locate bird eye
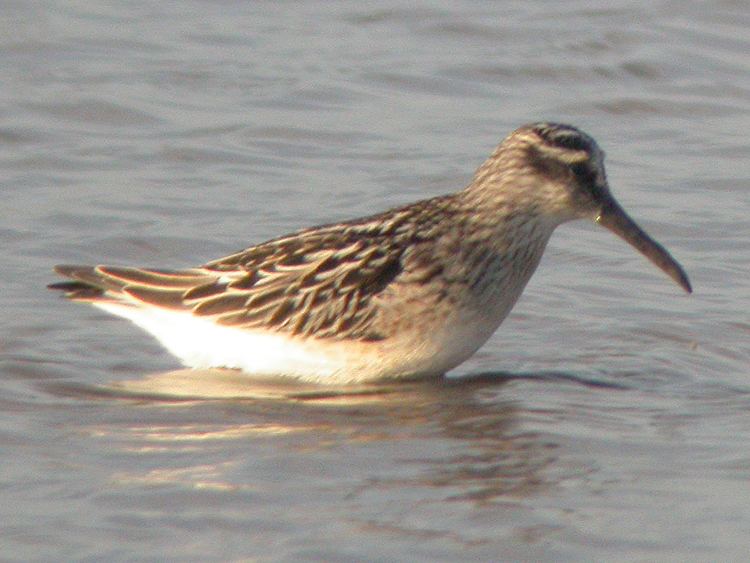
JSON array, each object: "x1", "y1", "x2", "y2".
[{"x1": 570, "y1": 162, "x2": 596, "y2": 185}]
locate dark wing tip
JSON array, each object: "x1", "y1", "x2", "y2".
[
  {"x1": 49, "y1": 264, "x2": 107, "y2": 299},
  {"x1": 48, "y1": 280, "x2": 105, "y2": 299}
]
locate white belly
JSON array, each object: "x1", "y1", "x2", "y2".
[{"x1": 92, "y1": 301, "x2": 500, "y2": 383}]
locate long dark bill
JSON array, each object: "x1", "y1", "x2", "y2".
[{"x1": 596, "y1": 199, "x2": 692, "y2": 293}]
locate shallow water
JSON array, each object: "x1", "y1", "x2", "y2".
[{"x1": 2, "y1": 1, "x2": 750, "y2": 560}]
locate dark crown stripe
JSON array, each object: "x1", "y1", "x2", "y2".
[{"x1": 530, "y1": 122, "x2": 593, "y2": 153}]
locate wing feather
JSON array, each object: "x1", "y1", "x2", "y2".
[
  {"x1": 51, "y1": 194, "x2": 460, "y2": 341},
  {"x1": 193, "y1": 292, "x2": 250, "y2": 317},
  {"x1": 123, "y1": 286, "x2": 188, "y2": 308}
]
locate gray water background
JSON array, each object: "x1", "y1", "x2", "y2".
[{"x1": 2, "y1": 1, "x2": 749, "y2": 560}]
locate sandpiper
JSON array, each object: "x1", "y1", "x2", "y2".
[{"x1": 50, "y1": 122, "x2": 691, "y2": 383}]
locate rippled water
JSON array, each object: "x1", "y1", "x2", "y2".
[{"x1": 2, "y1": 1, "x2": 749, "y2": 560}]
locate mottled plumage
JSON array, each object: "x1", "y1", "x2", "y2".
[{"x1": 50, "y1": 122, "x2": 691, "y2": 382}]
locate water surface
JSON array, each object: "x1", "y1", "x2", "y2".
[{"x1": 2, "y1": 1, "x2": 749, "y2": 560}]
